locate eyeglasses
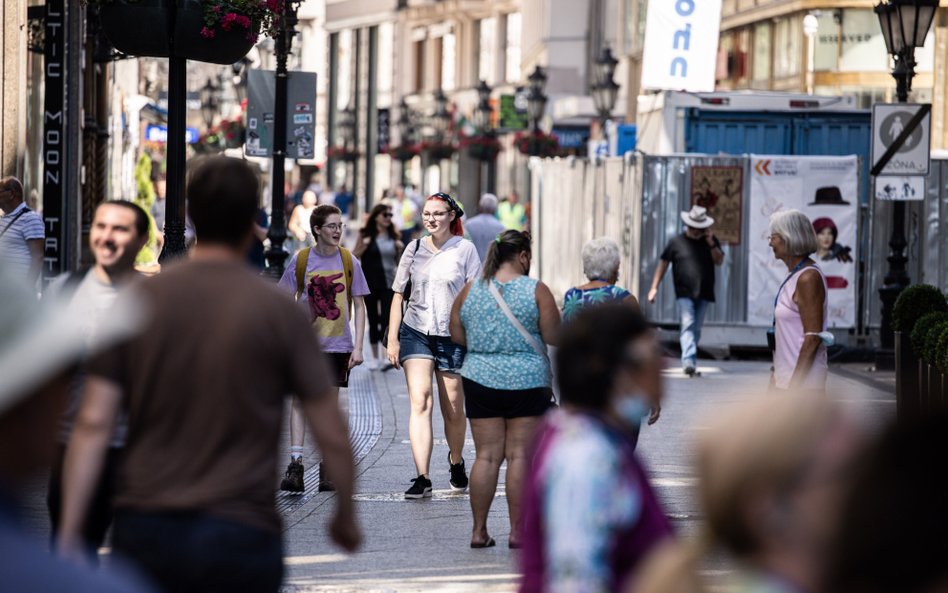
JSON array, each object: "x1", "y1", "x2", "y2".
[
  {"x1": 380, "y1": 212, "x2": 394, "y2": 218},
  {"x1": 422, "y1": 211, "x2": 450, "y2": 219},
  {"x1": 319, "y1": 223, "x2": 346, "y2": 232}
]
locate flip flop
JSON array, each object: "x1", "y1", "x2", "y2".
[{"x1": 470, "y1": 537, "x2": 496, "y2": 549}]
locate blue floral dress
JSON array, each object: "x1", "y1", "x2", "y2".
[{"x1": 562, "y1": 285, "x2": 633, "y2": 322}]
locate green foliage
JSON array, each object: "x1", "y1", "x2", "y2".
[
  {"x1": 911, "y1": 312, "x2": 948, "y2": 357},
  {"x1": 893, "y1": 284, "x2": 948, "y2": 332},
  {"x1": 133, "y1": 154, "x2": 160, "y2": 265},
  {"x1": 921, "y1": 320, "x2": 948, "y2": 365}
]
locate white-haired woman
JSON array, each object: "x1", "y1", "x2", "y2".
[
  {"x1": 563, "y1": 237, "x2": 639, "y2": 322},
  {"x1": 768, "y1": 209, "x2": 829, "y2": 392}
]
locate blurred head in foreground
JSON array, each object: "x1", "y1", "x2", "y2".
[
  {"x1": 824, "y1": 412, "x2": 948, "y2": 593},
  {"x1": 696, "y1": 393, "x2": 861, "y2": 592}
]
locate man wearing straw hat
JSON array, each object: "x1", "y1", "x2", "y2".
[{"x1": 647, "y1": 205, "x2": 725, "y2": 377}]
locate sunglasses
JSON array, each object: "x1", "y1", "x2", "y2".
[{"x1": 380, "y1": 212, "x2": 394, "y2": 218}]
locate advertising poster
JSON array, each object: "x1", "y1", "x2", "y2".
[
  {"x1": 747, "y1": 155, "x2": 858, "y2": 328},
  {"x1": 690, "y1": 166, "x2": 743, "y2": 244},
  {"x1": 641, "y1": 0, "x2": 723, "y2": 92}
]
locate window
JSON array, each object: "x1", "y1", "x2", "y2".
[
  {"x1": 773, "y1": 17, "x2": 802, "y2": 78},
  {"x1": 413, "y1": 39, "x2": 426, "y2": 92},
  {"x1": 752, "y1": 22, "x2": 771, "y2": 84},
  {"x1": 505, "y1": 12, "x2": 522, "y2": 82},
  {"x1": 478, "y1": 17, "x2": 496, "y2": 84}
]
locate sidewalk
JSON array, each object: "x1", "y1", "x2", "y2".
[{"x1": 277, "y1": 357, "x2": 896, "y2": 593}]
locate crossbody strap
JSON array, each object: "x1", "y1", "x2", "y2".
[
  {"x1": 487, "y1": 280, "x2": 550, "y2": 366},
  {"x1": 0, "y1": 208, "x2": 29, "y2": 240}
]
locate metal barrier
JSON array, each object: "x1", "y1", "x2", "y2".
[{"x1": 530, "y1": 154, "x2": 947, "y2": 347}]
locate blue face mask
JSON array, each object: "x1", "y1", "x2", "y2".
[{"x1": 615, "y1": 394, "x2": 651, "y2": 427}]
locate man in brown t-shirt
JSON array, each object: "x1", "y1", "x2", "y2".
[{"x1": 56, "y1": 157, "x2": 361, "y2": 593}]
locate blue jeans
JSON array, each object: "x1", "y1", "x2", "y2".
[
  {"x1": 112, "y1": 510, "x2": 283, "y2": 593},
  {"x1": 676, "y1": 298, "x2": 709, "y2": 369}
]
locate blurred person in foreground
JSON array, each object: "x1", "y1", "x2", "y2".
[
  {"x1": 824, "y1": 412, "x2": 948, "y2": 593},
  {"x1": 563, "y1": 237, "x2": 639, "y2": 322},
  {"x1": 0, "y1": 265, "x2": 151, "y2": 592},
  {"x1": 57, "y1": 157, "x2": 360, "y2": 593},
  {"x1": 768, "y1": 210, "x2": 829, "y2": 393},
  {"x1": 692, "y1": 393, "x2": 860, "y2": 593},
  {"x1": 450, "y1": 230, "x2": 560, "y2": 549},
  {"x1": 519, "y1": 304, "x2": 669, "y2": 593},
  {"x1": 46, "y1": 200, "x2": 150, "y2": 561}
]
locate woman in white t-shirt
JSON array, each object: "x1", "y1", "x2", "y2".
[{"x1": 388, "y1": 192, "x2": 482, "y2": 499}]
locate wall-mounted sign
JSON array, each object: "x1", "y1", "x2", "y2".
[
  {"x1": 144, "y1": 124, "x2": 199, "y2": 144},
  {"x1": 43, "y1": 0, "x2": 66, "y2": 282},
  {"x1": 245, "y1": 70, "x2": 317, "y2": 159},
  {"x1": 498, "y1": 91, "x2": 529, "y2": 131}
]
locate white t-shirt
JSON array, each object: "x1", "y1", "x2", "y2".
[{"x1": 392, "y1": 236, "x2": 481, "y2": 336}]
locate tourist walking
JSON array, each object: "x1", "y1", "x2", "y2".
[
  {"x1": 768, "y1": 209, "x2": 829, "y2": 392},
  {"x1": 353, "y1": 202, "x2": 403, "y2": 370},
  {"x1": 647, "y1": 205, "x2": 724, "y2": 377},
  {"x1": 449, "y1": 230, "x2": 560, "y2": 549},
  {"x1": 287, "y1": 186, "x2": 317, "y2": 253},
  {"x1": 58, "y1": 157, "x2": 360, "y2": 593},
  {"x1": 387, "y1": 192, "x2": 481, "y2": 499},
  {"x1": 498, "y1": 190, "x2": 527, "y2": 231},
  {"x1": 393, "y1": 185, "x2": 420, "y2": 243},
  {"x1": 0, "y1": 176, "x2": 44, "y2": 288},
  {"x1": 278, "y1": 204, "x2": 369, "y2": 492},
  {"x1": 464, "y1": 193, "x2": 506, "y2": 261},
  {"x1": 45, "y1": 200, "x2": 150, "y2": 561},
  {"x1": 519, "y1": 304, "x2": 670, "y2": 593},
  {"x1": 563, "y1": 237, "x2": 639, "y2": 322}
]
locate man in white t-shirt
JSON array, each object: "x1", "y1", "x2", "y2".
[{"x1": 46, "y1": 200, "x2": 149, "y2": 560}]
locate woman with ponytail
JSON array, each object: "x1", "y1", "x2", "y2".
[
  {"x1": 388, "y1": 192, "x2": 481, "y2": 499},
  {"x1": 449, "y1": 230, "x2": 561, "y2": 548}
]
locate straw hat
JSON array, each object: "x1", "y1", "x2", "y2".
[{"x1": 681, "y1": 205, "x2": 715, "y2": 229}]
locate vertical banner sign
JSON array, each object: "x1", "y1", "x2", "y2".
[
  {"x1": 377, "y1": 108, "x2": 391, "y2": 153},
  {"x1": 43, "y1": 0, "x2": 66, "y2": 281},
  {"x1": 641, "y1": 0, "x2": 723, "y2": 92},
  {"x1": 747, "y1": 155, "x2": 858, "y2": 328},
  {"x1": 689, "y1": 166, "x2": 743, "y2": 244}
]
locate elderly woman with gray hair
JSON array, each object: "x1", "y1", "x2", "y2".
[
  {"x1": 563, "y1": 237, "x2": 639, "y2": 322},
  {"x1": 768, "y1": 209, "x2": 830, "y2": 392}
]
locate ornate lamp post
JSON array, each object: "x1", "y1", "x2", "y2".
[
  {"x1": 199, "y1": 78, "x2": 220, "y2": 130},
  {"x1": 337, "y1": 104, "x2": 356, "y2": 189},
  {"x1": 473, "y1": 79, "x2": 496, "y2": 193},
  {"x1": 526, "y1": 66, "x2": 547, "y2": 133},
  {"x1": 874, "y1": 0, "x2": 938, "y2": 357},
  {"x1": 431, "y1": 89, "x2": 451, "y2": 143},
  {"x1": 591, "y1": 46, "x2": 619, "y2": 146}
]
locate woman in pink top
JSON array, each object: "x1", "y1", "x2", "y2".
[{"x1": 768, "y1": 209, "x2": 829, "y2": 392}]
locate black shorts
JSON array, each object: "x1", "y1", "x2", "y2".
[
  {"x1": 462, "y1": 377, "x2": 554, "y2": 419},
  {"x1": 327, "y1": 352, "x2": 351, "y2": 387}
]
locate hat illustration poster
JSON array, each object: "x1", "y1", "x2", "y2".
[{"x1": 747, "y1": 155, "x2": 858, "y2": 328}]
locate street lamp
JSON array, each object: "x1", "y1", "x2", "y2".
[
  {"x1": 526, "y1": 66, "x2": 547, "y2": 133},
  {"x1": 431, "y1": 89, "x2": 451, "y2": 142},
  {"x1": 591, "y1": 46, "x2": 619, "y2": 130},
  {"x1": 199, "y1": 79, "x2": 220, "y2": 129},
  {"x1": 231, "y1": 57, "x2": 252, "y2": 105},
  {"x1": 339, "y1": 105, "x2": 356, "y2": 149},
  {"x1": 473, "y1": 79, "x2": 492, "y2": 130},
  {"x1": 396, "y1": 99, "x2": 415, "y2": 144},
  {"x1": 874, "y1": 0, "x2": 938, "y2": 361}
]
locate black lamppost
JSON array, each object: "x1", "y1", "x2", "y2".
[
  {"x1": 199, "y1": 78, "x2": 220, "y2": 130},
  {"x1": 338, "y1": 104, "x2": 356, "y2": 190},
  {"x1": 431, "y1": 89, "x2": 451, "y2": 143},
  {"x1": 874, "y1": 0, "x2": 938, "y2": 355},
  {"x1": 231, "y1": 57, "x2": 252, "y2": 105},
  {"x1": 473, "y1": 79, "x2": 496, "y2": 193},
  {"x1": 526, "y1": 66, "x2": 547, "y2": 133},
  {"x1": 591, "y1": 46, "x2": 619, "y2": 145},
  {"x1": 262, "y1": 0, "x2": 300, "y2": 280},
  {"x1": 396, "y1": 98, "x2": 415, "y2": 185}
]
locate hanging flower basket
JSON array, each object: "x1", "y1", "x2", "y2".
[
  {"x1": 460, "y1": 134, "x2": 501, "y2": 162},
  {"x1": 96, "y1": 0, "x2": 278, "y2": 64},
  {"x1": 193, "y1": 117, "x2": 246, "y2": 153},
  {"x1": 384, "y1": 144, "x2": 421, "y2": 162},
  {"x1": 328, "y1": 146, "x2": 361, "y2": 162},
  {"x1": 421, "y1": 141, "x2": 457, "y2": 162},
  {"x1": 514, "y1": 131, "x2": 560, "y2": 158}
]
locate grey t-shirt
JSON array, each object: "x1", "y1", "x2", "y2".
[
  {"x1": 465, "y1": 213, "x2": 506, "y2": 261},
  {"x1": 376, "y1": 234, "x2": 398, "y2": 288},
  {"x1": 392, "y1": 236, "x2": 481, "y2": 336},
  {"x1": 48, "y1": 269, "x2": 129, "y2": 447}
]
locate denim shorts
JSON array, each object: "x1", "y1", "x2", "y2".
[{"x1": 398, "y1": 323, "x2": 465, "y2": 373}]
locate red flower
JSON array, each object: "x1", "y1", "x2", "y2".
[
  {"x1": 221, "y1": 12, "x2": 238, "y2": 31},
  {"x1": 200, "y1": 26, "x2": 215, "y2": 39},
  {"x1": 236, "y1": 15, "x2": 251, "y2": 28}
]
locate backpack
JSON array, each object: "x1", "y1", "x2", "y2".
[{"x1": 295, "y1": 246, "x2": 354, "y2": 316}]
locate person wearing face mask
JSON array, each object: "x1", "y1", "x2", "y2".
[
  {"x1": 518, "y1": 304, "x2": 671, "y2": 593},
  {"x1": 449, "y1": 230, "x2": 561, "y2": 549}
]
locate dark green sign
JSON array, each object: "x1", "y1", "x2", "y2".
[{"x1": 499, "y1": 93, "x2": 529, "y2": 131}]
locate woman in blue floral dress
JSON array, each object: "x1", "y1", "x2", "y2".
[
  {"x1": 449, "y1": 230, "x2": 561, "y2": 549},
  {"x1": 562, "y1": 237, "x2": 639, "y2": 322}
]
